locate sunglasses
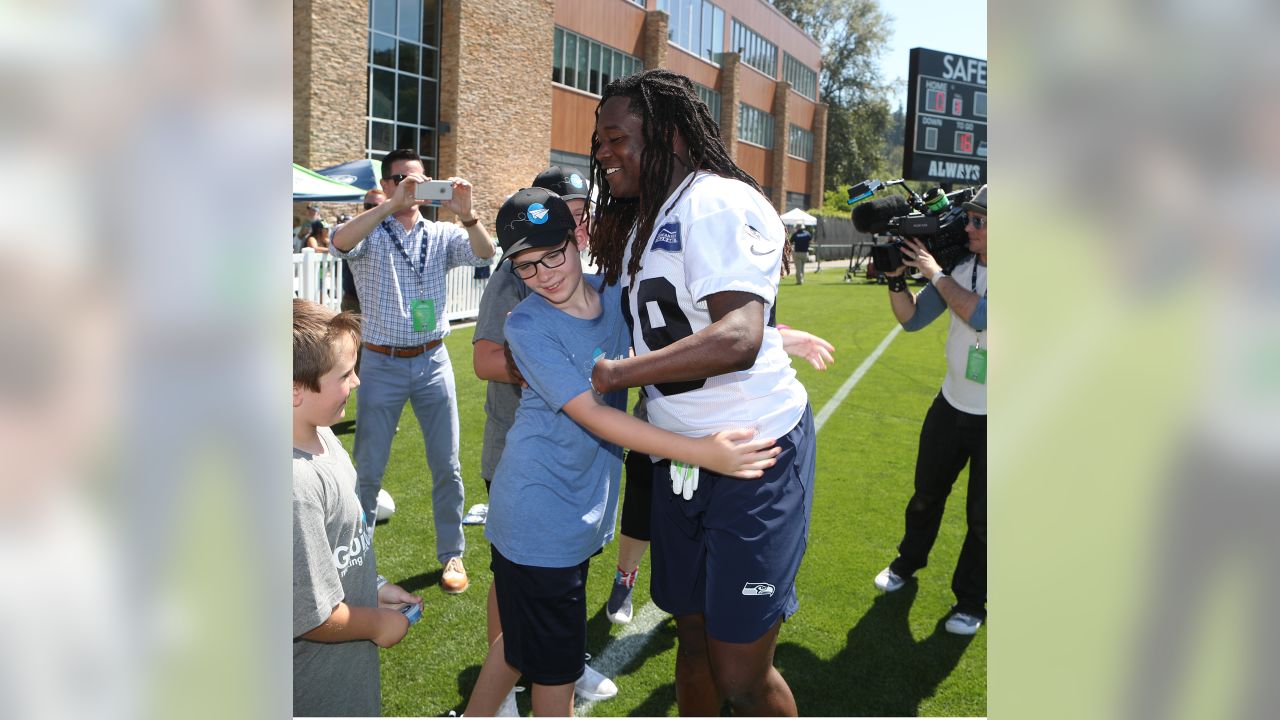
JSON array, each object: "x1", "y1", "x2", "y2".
[
  {"x1": 363, "y1": 203, "x2": 377, "y2": 210},
  {"x1": 387, "y1": 174, "x2": 410, "y2": 184},
  {"x1": 510, "y1": 239, "x2": 573, "y2": 280},
  {"x1": 967, "y1": 215, "x2": 987, "y2": 229}
]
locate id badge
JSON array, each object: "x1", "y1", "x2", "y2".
[
  {"x1": 410, "y1": 299, "x2": 436, "y2": 333},
  {"x1": 965, "y1": 346, "x2": 987, "y2": 384}
]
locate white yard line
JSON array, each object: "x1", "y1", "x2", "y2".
[{"x1": 573, "y1": 325, "x2": 902, "y2": 716}]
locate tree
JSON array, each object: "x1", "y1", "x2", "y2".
[{"x1": 771, "y1": 0, "x2": 895, "y2": 189}]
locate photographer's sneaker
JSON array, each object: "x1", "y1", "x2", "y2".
[
  {"x1": 945, "y1": 612, "x2": 983, "y2": 636},
  {"x1": 874, "y1": 566, "x2": 905, "y2": 593},
  {"x1": 441, "y1": 556, "x2": 469, "y2": 594},
  {"x1": 605, "y1": 579, "x2": 634, "y2": 625},
  {"x1": 574, "y1": 654, "x2": 618, "y2": 701}
]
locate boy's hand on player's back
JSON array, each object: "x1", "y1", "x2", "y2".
[
  {"x1": 371, "y1": 607, "x2": 412, "y2": 648},
  {"x1": 697, "y1": 429, "x2": 781, "y2": 478}
]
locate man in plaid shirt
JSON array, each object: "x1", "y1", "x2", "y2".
[{"x1": 330, "y1": 148, "x2": 495, "y2": 594}]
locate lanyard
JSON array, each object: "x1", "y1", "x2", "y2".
[{"x1": 381, "y1": 218, "x2": 429, "y2": 278}]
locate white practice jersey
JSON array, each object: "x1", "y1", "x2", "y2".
[{"x1": 620, "y1": 172, "x2": 807, "y2": 441}]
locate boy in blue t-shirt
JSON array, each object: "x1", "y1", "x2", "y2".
[{"x1": 464, "y1": 188, "x2": 781, "y2": 717}]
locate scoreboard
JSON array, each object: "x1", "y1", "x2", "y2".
[{"x1": 903, "y1": 47, "x2": 987, "y2": 185}]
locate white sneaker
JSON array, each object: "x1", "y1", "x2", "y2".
[
  {"x1": 945, "y1": 611, "x2": 983, "y2": 636},
  {"x1": 574, "y1": 654, "x2": 618, "y2": 701},
  {"x1": 874, "y1": 566, "x2": 905, "y2": 593},
  {"x1": 605, "y1": 580, "x2": 633, "y2": 625},
  {"x1": 496, "y1": 686, "x2": 522, "y2": 717}
]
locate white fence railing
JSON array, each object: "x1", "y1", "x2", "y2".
[{"x1": 292, "y1": 248, "x2": 492, "y2": 322}]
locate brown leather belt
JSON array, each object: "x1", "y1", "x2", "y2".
[{"x1": 363, "y1": 339, "x2": 442, "y2": 358}]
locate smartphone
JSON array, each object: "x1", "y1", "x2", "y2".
[
  {"x1": 415, "y1": 179, "x2": 454, "y2": 205},
  {"x1": 399, "y1": 601, "x2": 423, "y2": 626}
]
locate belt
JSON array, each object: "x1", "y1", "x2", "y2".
[{"x1": 363, "y1": 339, "x2": 442, "y2": 358}]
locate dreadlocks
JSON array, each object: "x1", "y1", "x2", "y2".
[{"x1": 589, "y1": 69, "x2": 762, "y2": 286}]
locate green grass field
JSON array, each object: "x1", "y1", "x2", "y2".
[{"x1": 334, "y1": 267, "x2": 986, "y2": 717}]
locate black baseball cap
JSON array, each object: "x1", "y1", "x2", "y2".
[
  {"x1": 496, "y1": 187, "x2": 577, "y2": 262},
  {"x1": 531, "y1": 166, "x2": 589, "y2": 201}
]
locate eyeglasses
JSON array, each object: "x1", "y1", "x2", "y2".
[
  {"x1": 511, "y1": 240, "x2": 573, "y2": 280},
  {"x1": 387, "y1": 174, "x2": 409, "y2": 184},
  {"x1": 363, "y1": 203, "x2": 377, "y2": 210},
  {"x1": 967, "y1": 215, "x2": 987, "y2": 230}
]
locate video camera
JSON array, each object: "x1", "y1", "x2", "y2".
[{"x1": 847, "y1": 179, "x2": 977, "y2": 274}]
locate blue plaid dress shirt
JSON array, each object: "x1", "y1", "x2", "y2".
[{"x1": 332, "y1": 215, "x2": 490, "y2": 346}]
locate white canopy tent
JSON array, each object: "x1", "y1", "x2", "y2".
[{"x1": 779, "y1": 208, "x2": 817, "y2": 227}]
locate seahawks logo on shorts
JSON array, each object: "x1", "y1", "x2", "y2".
[{"x1": 741, "y1": 582, "x2": 776, "y2": 597}]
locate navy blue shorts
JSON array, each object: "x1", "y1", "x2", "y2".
[
  {"x1": 490, "y1": 546, "x2": 588, "y2": 685},
  {"x1": 649, "y1": 405, "x2": 816, "y2": 643}
]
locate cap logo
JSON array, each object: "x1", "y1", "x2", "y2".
[
  {"x1": 569, "y1": 173, "x2": 585, "y2": 189},
  {"x1": 527, "y1": 203, "x2": 549, "y2": 224}
]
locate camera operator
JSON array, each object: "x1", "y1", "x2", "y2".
[{"x1": 873, "y1": 184, "x2": 987, "y2": 636}]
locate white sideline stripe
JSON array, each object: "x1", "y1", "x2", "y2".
[
  {"x1": 814, "y1": 325, "x2": 902, "y2": 432},
  {"x1": 575, "y1": 602, "x2": 671, "y2": 715},
  {"x1": 574, "y1": 326, "x2": 900, "y2": 715}
]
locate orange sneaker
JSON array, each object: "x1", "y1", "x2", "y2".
[{"x1": 441, "y1": 556, "x2": 469, "y2": 594}]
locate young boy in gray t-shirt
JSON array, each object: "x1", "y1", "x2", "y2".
[{"x1": 292, "y1": 299, "x2": 421, "y2": 716}]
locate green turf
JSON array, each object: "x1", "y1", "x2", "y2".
[{"x1": 335, "y1": 267, "x2": 986, "y2": 717}]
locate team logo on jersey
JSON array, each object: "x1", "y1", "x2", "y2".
[
  {"x1": 742, "y1": 582, "x2": 776, "y2": 597},
  {"x1": 569, "y1": 172, "x2": 585, "y2": 189},
  {"x1": 744, "y1": 224, "x2": 776, "y2": 256},
  {"x1": 652, "y1": 221, "x2": 682, "y2": 252},
  {"x1": 527, "y1": 203, "x2": 549, "y2": 224}
]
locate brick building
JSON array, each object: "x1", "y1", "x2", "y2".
[{"x1": 294, "y1": 0, "x2": 826, "y2": 225}]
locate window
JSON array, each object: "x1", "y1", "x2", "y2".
[
  {"x1": 738, "y1": 103, "x2": 773, "y2": 148},
  {"x1": 657, "y1": 0, "x2": 724, "y2": 64},
  {"x1": 367, "y1": 0, "x2": 441, "y2": 176},
  {"x1": 783, "y1": 53, "x2": 817, "y2": 101},
  {"x1": 550, "y1": 149, "x2": 592, "y2": 183},
  {"x1": 695, "y1": 82, "x2": 721, "y2": 126},
  {"x1": 553, "y1": 27, "x2": 642, "y2": 96},
  {"x1": 788, "y1": 124, "x2": 813, "y2": 161},
  {"x1": 785, "y1": 192, "x2": 810, "y2": 211},
  {"x1": 731, "y1": 19, "x2": 776, "y2": 77}
]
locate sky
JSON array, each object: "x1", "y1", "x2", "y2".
[{"x1": 878, "y1": 0, "x2": 988, "y2": 109}]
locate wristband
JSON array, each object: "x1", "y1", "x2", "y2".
[
  {"x1": 930, "y1": 272, "x2": 947, "y2": 287},
  {"x1": 887, "y1": 275, "x2": 908, "y2": 293},
  {"x1": 376, "y1": 575, "x2": 388, "y2": 591},
  {"x1": 461, "y1": 217, "x2": 479, "y2": 227}
]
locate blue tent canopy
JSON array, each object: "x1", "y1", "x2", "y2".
[
  {"x1": 292, "y1": 163, "x2": 366, "y2": 203},
  {"x1": 316, "y1": 158, "x2": 383, "y2": 192}
]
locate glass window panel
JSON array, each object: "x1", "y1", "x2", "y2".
[
  {"x1": 398, "y1": 0, "x2": 421, "y2": 43},
  {"x1": 577, "y1": 38, "x2": 589, "y2": 91},
  {"x1": 600, "y1": 49, "x2": 611, "y2": 89},
  {"x1": 420, "y1": 79, "x2": 437, "y2": 128},
  {"x1": 713, "y1": 8, "x2": 723, "y2": 60},
  {"x1": 418, "y1": 128, "x2": 437, "y2": 159},
  {"x1": 552, "y1": 29, "x2": 563, "y2": 83},
  {"x1": 396, "y1": 124, "x2": 417, "y2": 153},
  {"x1": 371, "y1": 32, "x2": 396, "y2": 69},
  {"x1": 372, "y1": 0, "x2": 396, "y2": 35},
  {"x1": 371, "y1": 121, "x2": 394, "y2": 151},
  {"x1": 399, "y1": 41, "x2": 419, "y2": 74},
  {"x1": 422, "y1": 0, "x2": 439, "y2": 46},
  {"x1": 397, "y1": 73, "x2": 418, "y2": 124},
  {"x1": 702, "y1": 3, "x2": 713, "y2": 60},
  {"x1": 564, "y1": 33, "x2": 577, "y2": 87},
  {"x1": 372, "y1": 68, "x2": 395, "y2": 118},
  {"x1": 590, "y1": 42, "x2": 601, "y2": 94},
  {"x1": 690, "y1": 1, "x2": 701, "y2": 53},
  {"x1": 669, "y1": 0, "x2": 682, "y2": 44},
  {"x1": 421, "y1": 47, "x2": 437, "y2": 78}
]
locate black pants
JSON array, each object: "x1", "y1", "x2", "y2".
[{"x1": 889, "y1": 393, "x2": 987, "y2": 617}]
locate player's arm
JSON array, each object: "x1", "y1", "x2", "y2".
[
  {"x1": 591, "y1": 291, "x2": 764, "y2": 393},
  {"x1": 300, "y1": 601, "x2": 409, "y2": 648},
  {"x1": 473, "y1": 338, "x2": 519, "y2": 383},
  {"x1": 561, "y1": 391, "x2": 778, "y2": 477}
]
